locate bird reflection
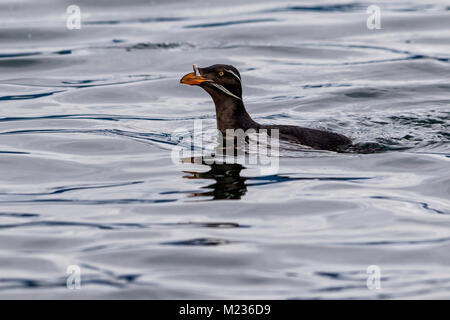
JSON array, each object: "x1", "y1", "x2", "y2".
[
  {"x1": 181, "y1": 156, "x2": 371, "y2": 201},
  {"x1": 183, "y1": 160, "x2": 247, "y2": 200}
]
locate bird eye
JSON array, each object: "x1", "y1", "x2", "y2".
[{"x1": 219, "y1": 71, "x2": 224, "y2": 76}]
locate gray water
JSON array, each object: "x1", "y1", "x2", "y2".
[{"x1": 0, "y1": 0, "x2": 449, "y2": 299}]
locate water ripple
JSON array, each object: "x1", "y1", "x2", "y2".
[
  {"x1": 0, "y1": 90, "x2": 65, "y2": 101},
  {"x1": 185, "y1": 18, "x2": 278, "y2": 28}
]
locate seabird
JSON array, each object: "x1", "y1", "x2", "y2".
[{"x1": 180, "y1": 64, "x2": 352, "y2": 152}]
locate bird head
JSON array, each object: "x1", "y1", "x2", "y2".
[{"x1": 180, "y1": 64, "x2": 242, "y2": 101}]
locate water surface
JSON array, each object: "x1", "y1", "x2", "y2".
[{"x1": 0, "y1": 0, "x2": 449, "y2": 299}]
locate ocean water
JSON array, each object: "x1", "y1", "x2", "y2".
[{"x1": 0, "y1": 0, "x2": 449, "y2": 299}]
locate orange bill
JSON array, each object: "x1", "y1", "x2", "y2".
[{"x1": 180, "y1": 72, "x2": 209, "y2": 85}]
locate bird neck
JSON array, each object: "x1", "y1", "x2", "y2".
[{"x1": 209, "y1": 95, "x2": 259, "y2": 133}]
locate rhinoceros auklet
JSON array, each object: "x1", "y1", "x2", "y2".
[{"x1": 180, "y1": 64, "x2": 352, "y2": 152}]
